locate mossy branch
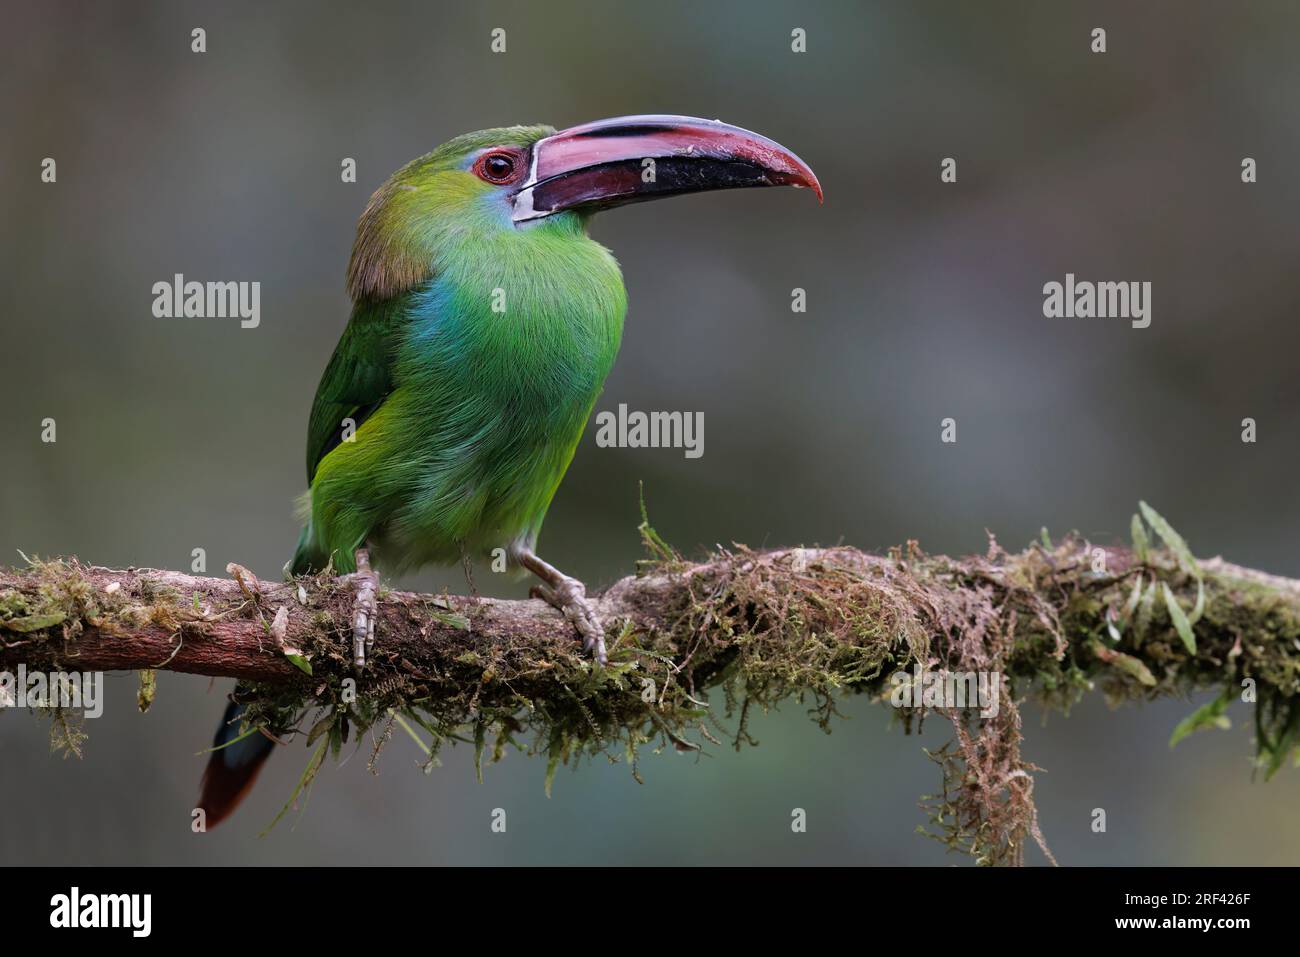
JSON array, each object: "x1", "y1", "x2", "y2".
[{"x1": 4, "y1": 508, "x2": 1300, "y2": 865}]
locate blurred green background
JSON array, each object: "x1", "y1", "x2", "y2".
[{"x1": 4, "y1": 0, "x2": 1300, "y2": 865}]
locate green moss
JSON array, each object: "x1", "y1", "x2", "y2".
[{"x1": 7, "y1": 507, "x2": 1300, "y2": 865}]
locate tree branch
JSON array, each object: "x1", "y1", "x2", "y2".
[{"x1": 4, "y1": 514, "x2": 1299, "y2": 865}]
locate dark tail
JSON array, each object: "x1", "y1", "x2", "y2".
[
  {"x1": 197, "y1": 699, "x2": 276, "y2": 829},
  {"x1": 287, "y1": 522, "x2": 323, "y2": 577},
  {"x1": 286, "y1": 521, "x2": 348, "y2": 577}
]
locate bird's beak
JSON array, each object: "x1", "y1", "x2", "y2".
[{"x1": 512, "y1": 114, "x2": 822, "y2": 222}]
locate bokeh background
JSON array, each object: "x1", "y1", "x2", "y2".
[{"x1": 4, "y1": 0, "x2": 1300, "y2": 865}]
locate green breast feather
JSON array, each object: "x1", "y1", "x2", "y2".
[{"x1": 293, "y1": 209, "x2": 626, "y2": 576}]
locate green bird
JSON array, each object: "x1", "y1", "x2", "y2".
[{"x1": 197, "y1": 115, "x2": 819, "y2": 826}]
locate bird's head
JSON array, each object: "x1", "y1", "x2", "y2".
[{"x1": 347, "y1": 115, "x2": 821, "y2": 302}]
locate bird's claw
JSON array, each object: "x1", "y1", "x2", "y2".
[
  {"x1": 349, "y1": 549, "x2": 378, "y2": 670},
  {"x1": 531, "y1": 577, "x2": 607, "y2": 665}
]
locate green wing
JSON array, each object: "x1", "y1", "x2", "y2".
[{"x1": 305, "y1": 299, "x2": 404, "y2": 483}]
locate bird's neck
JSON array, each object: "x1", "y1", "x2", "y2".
[{"x1": 400, "y1": 220, "x2": 629, "y2": 407}]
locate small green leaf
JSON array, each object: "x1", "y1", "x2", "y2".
[
  {"x1": 1162, "y1": 583, "x2": 1197, "y2": 655},
  {"x1": 1130, "y1": 514, "x2": 1150, "y2": 563},
  {"x1": 1090, "y1": 638, "x2": 1157, "y2": 686},
  {"x1": 1139, "y1": 501, "x2": 1201, "y2": 578},
  {"x1": 1122, "y1": 574, "x2": 1144, "y2": 624},
  {"x1": 544, "y1": 747, "x2": 560, "y2": 799},
  {"x1": 390, "y1": 710, "x2": 432, "y2": 756},
  {"x1": 474, "y1": 718, "x2": 487, "y2": 784},
  {"x1": 3, "y1": 612, "x2": 66, "y2": 632},
  {"x1": 637, "y1": 480, "x2": 677, "y2": 563},
  {"x1": 306, "y1": 712, "x2": 334, "y2": 746},
  {"x1": 261, "y1": 738, "x2": 327, "y2": 836},
  {"x1": 1106, "y1": 615, "x2": 1122, "y2": 644},
  {"x1": 430, "y1": 610, "x2": 470, "y2": 630},
  {"x1": 136, "y1": 670, "x2": 156, "y2": 713},
  {"x1": 285, "y1": 653, "x2": 313, "y2": 675},
  {"x1": 1113, "y1": 654, "x2": 1158, "y2": 687},
  {"x1": 195, "y1": 722, "x2": 260, "y2": 756},
  {"x1": 1187, "y1": 578, "x2": 1206, "y2": 626},
  {"x1": 1170, "y1": 688, "x2": 1232, "y2": 749}
]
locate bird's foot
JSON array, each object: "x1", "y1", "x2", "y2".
[
  {"x1": 512, "y1": 546, "x2": 608, "y2": 665},
  {"x1": 529, "y1": 575, "x2": 606, "y2": 665},
  {"x1": 347, "y1": 548, "x2": 378, "y2": 669}
]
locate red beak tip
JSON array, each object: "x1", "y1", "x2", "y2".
[{"x1": 794, "y1": 175, "x2": 824, "y2": 204}]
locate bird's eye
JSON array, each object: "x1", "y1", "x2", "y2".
[{"x1": 478, "y1": 151, "x2": 517, "y2": 183}]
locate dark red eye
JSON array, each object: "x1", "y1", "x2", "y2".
[{"x1": 477, "y1": 151, "x2": 518, "y2": 184}]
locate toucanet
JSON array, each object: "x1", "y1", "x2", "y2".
[{"x1": 198, "y1": 115, "x2": 820, "y2": 826}]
